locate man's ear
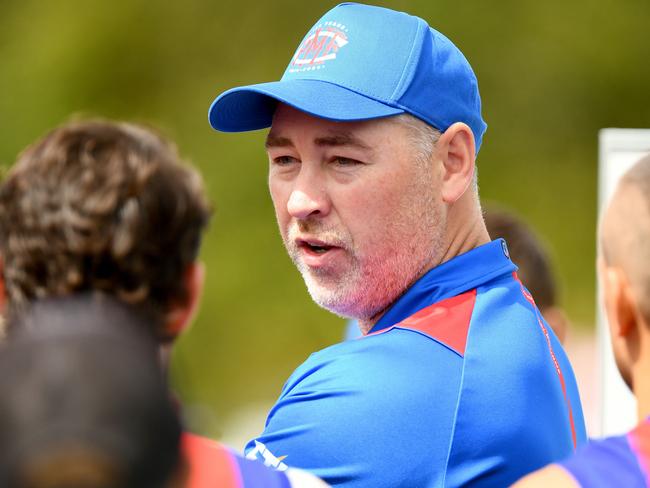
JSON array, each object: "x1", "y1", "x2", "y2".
[
  {"x1": 165, "y1": 262, "x2": 205, "y2": 339},
  {"x1": 603, "y1": 263, "x2": 637, "y2": 339},
  {"x1": 437, "y1": 122, "x2": 476, "y2": 204}
]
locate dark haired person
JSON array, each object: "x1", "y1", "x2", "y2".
[{"x1": 0, "y1": 294, "x2": 182, "y2": 488}]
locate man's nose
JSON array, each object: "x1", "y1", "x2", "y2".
[{"x1": 286, "y1": 169, "x2": 330, "y2": 220}]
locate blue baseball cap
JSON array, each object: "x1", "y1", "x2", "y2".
[{"x1": 208, "y1": 2, "x2": 487, "y2": 152}]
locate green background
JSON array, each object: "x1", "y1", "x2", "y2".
[{"x1": 1, "y1": 0, "x2": 648, "y2": 441}]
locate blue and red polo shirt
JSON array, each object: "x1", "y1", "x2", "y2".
[
  {"x1": 560, "y1": 418, "x2": 650, "y2": 487},
  {"x1": 245, "y1": 239, "x2": 587, "y2": 487}
]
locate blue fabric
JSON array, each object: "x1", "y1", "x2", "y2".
[
  {"x1": 233, "y1": 451, "x2": 292, "y2": 488},
  {"x1": 245, "y1": 240, "x2": 586, "y2": 487},
  {"x1": 208, "y1": 3, "x2": 487, "y2": 153},
  {"x1": 560, "y1": 423, "x2": 649, "y2": 487}
]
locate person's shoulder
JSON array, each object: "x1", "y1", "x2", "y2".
[
  {"x1": 286, "y1": 328, "x2": 465, "y2": 393},
  {"x1": 270, "y1": 329, "x2": 466, "y2": 435},
  {"x1": 251, "y1": 330, "x2": 467, "y2": 487},
  {"x1": 470, "y1": 274, "x2": 564, "y2": 362}
]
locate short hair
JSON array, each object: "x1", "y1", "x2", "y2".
[
  {"x1": 484, "y1": 208, "x2": 558, "y2": 310},
  {"x1": 0, "y1": 120, "x2": 212, "y2": 340},
  {"x1": 390, "y1": 113, "x2": 441, "y2": 166},
  {"x1": 619, "y1": 153, "x2": 650, "y2": 202},
  {"x1": 390, "y1": 114, "x2": 478, "y2": 192},
  {"x1": 0, "y1": 293, "x2": 182, "y2": 488}
]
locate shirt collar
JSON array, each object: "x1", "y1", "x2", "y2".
[{"x1": 369, "y1": 239, "x2": 517, "y2": 334}]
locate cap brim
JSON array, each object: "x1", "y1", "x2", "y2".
[{"x1": 208, "y1": 79, "x2": 405, "y2": 132}]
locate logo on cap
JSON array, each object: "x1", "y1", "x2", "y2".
[{"x1": 289, "y1": 21, "x2": 349, "y2": 73}]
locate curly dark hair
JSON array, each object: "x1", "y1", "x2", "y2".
[{"x1": 0, "y1": 120, "x2": 212, "y2": 340}]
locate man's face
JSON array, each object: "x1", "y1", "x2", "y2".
[{"x1": 266, "y1": 104, "x2": 447, "y2": 322}]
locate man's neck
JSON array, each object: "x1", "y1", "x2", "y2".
[
  {"x1": 435, "y1": 191, "x2": 491, "y2": 266},
  {"x1": 438, "y1": 212, "x2": 490, "y2": 266},
  {"x1": 357, "y1": 208, "x2": 490, "y2": 335}
]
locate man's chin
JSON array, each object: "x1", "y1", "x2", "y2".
[
  {"x1": 303, "y1": 279, "x2": 356, "y2": 317},
  {"x1": 302, "y1": 279, "x2": 377, "y2": 321}
]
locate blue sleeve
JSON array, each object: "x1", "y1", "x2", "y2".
[{"x1": 245, "y1": 331, "x2": 464, "y2": 488}]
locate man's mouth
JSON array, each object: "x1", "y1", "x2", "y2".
[{"x1": 297, "y1": 239, "x2": 338, "y2": 255}]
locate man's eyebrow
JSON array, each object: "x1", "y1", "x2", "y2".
[
  {"x1": 314, "y1": 133, "x2": 372, "y2": 152},
  {"x1": 265, "y1": 134, "x2": 293, "y2": 149},
  {"x1": 265, "y1": 131, "x2": 374, "y2": 153}
]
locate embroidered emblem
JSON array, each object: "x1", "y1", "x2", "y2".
[{"x1": 289, "y1": 21, "x2": 349, "y2": 73}]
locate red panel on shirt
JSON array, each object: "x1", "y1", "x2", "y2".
[
  {"x1": 181, "y1": 432, "x2": 242, "y2": 488},
  {"x1": 367, "y1": 290, "x2": 476, "y2": 356}
]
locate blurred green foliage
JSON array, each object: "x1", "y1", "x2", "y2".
[{"x1": 1, "y1": 0, "x2": 649, "y2": 439}]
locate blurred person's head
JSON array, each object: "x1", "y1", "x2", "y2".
[
  {"x1": 0, "y1": 293, "x2": 182, "y2": 488},
  {"x1": 599, "y1": 154, "x2": 650, "y2": 400},
  {"x1": 0, "y1": 119, "x2": 212, "y2": 347},
  {"x1": 484, "y1": 207, "x2": 568, "y2": 343}
]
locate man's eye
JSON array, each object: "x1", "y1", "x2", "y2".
[
  {"x1": 333, "y1": 157, "x2": 361, "y2": 166},
  {"x1": 273, "y1": 156, "x2": 298, "y2": 165}
]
